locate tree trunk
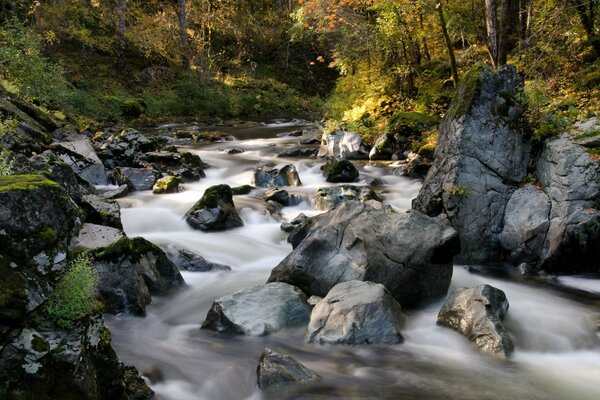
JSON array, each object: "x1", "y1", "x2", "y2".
[
  {"x1": 485, "y1": 0, "x2": 499, "y2": 67},
  {"x1": 498, "y1": 0, "x2": 510, "y2": 66},
  {"x1": 519, "y1": 0, "x2": 530, "y2": 43},
  {"x1": 437, "y1": 2, "x2": 459, "y2": 86},
  {"x1": 176, "y1": 0, "x2": 191, "y2": 70},
  {"x1": 419, "y1": 13, "x2": 431, "y2": 62},
  {"x1": 116, "y1": 0, "x2": 127, "y2": 72},
  {"x1": 401, "y1": 41, "x2": 416, "y2": 98},
  {"x1": 571, "y1": 0, "x2": 600, "y2": 58}
]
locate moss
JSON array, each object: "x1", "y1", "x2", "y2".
[
  {"x1": 38, "y1": 227, "x2": 56, "y2": 246},
  {"x1": 388, "y1": 112, "x2": 439, "y2": 136},
  {"x1": 180, "y1": 152, "x2": 203, "y2": 168},
  {"x1": 91, "y1": 237, "x2": 159, "y2": 263},
  {"x1": 0, "y1": 174, "x2": 59, "y2": 192},
  {"x1": 31, "y1": 335, "x2": 50, "y2": 353},
  {"x1": 576, "y1": 129, "x2": 600, "y2": 140},
  {"x1": 196, "y1": 184, "x2": 233, "y2": 209},
  {"x1": 232, "y1": 185, "x2": 254, "y2": 195},
  {"x1": 153, "y1": 176, "x2": 180, "y2": 194},
  {"x1": 447, "y1": 64, "x2": 491, "y2": 120},
  {"x1": 447, "y1": 185, "x2": 471, "y2": 197},
  {"x1": 0, "y1": 259, "x2": 27, "y2": 315},
  {"x1": 418, "y1": 143, "x2": 436, "y2": 159}
]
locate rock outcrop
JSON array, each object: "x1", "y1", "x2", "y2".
[
  {"x1": 257, "y1": 348, "x2": 319, "y2": 389},
  {"x1": 437, "y1": 284, "x2": 513, "y2": 358},
  {"x1": 306, "y1": 281, "x2": 407, "y2": 345},
  {"x1": 201, "y1": 282, "x2": 311, "y2": 336},
  {"x1": 52, "y1": 139, "x2": 109, "y2": 185},
  {"x1": 268, "y1": 202, "x2": 460, "y2": 306},
  {"x1": 184, "y1": 184, "x2": 244, "y2": 231}
]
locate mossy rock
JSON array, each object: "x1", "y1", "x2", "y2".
[
  {"x1": 322, "y1": 159, "x2": 359, "y2": 183},
  {"x1": 0, "y1": 174, "x2": 59, "y2": 192},
  {"x1": 418, "y1": 143, "x2": 436, "y2": 159},
  {"x1": 446, "y1": 64, "x2": 491, "y2": 120},
  {"x1": 185, "y1": 184, "x2": 244, "y2": 231},
  {"x1": 153, "y1": 176, "x2": 180, "y2": 194},
  {"x1": 232, "y1": 185, "x2": 255, "y2": 195}
]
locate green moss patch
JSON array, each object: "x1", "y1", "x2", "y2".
[
  {"x1": 0, "y1": 174, "x2": 59, "y2": 192},
  {"x1": 447, "y1": 64, "x2": 491, "y2": 120}
]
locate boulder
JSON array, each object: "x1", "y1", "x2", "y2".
[
  {"x1": 99, "y1": 184, "x2": 129, "y2": 200},
  {"x1": 201, "y1": 282, "x2": 311, "y2": 336},
  {"x1": 76, "y1": 223, "x2": 125, "y2": 250},
  {"x1": 313, "y1": 185, "x2": 381, "y2": 211},
  {"x1": 184, "y1": 184, "x2": 244, "y2": 231},
  {"x1": 369, "y1": 133, "x2": 397, "y2": 160},
  {"x1": 52, "y1": 139, "x2": 108, "y2": 185},
  {"x1": 0, "y1": 122, "x2": 50, "y2": 156},
  {"x1": 80, "y1": 194, "x2": 122, "y2": 229},
  {"x1": 94, "y1": 128, "x2": 160, "y2": 169},
  {"x1": 322, "y1": 159, "x2": 359, "y2": 183},
  {"x1": 278, "y1": 148, "x2": 318, "y2": 158},
  {"x1": 232, "y1": 185, "x2": 254, "y2": 195},
  {"x1": 153, "y1": 175, "x2": 180, "y2": 194},
  {"x1": 268, "y1": 202, "x2": 460, "y2": 306},
  {"x1": 413, "y1": 65, "x2": 530, "y2": 263},
  {"x1": 89, "y1": 237, "x2": 184, "y2": 315},
  {"x1": 393, "y1": 153, "x2": 432, "y2": 179},
  {"x1": 252, "y1": 165, "x2": 302, "y2": 188},
  {"x1": 162, "y1": 246, "x2": 232, "y2": 272},
  {"x1": 263, "y1": 188, "x2": 302, "y2": 207},
  {"x1": 317, "y1": 130, "x2": 369, "y2": 159},
  {"x1": 0, "y1": 175, "x2": 81, "y2": 323},
  {"x1": 0, "y1": 316, "x2": 153, "y2": 400},
  {"x1": 534, "y1": 136, "x2": 600, "y2": 273},
  {"x1": 306, "y1": 281, "x2": 407, "y2": 345},
  {"x1": 437, "y1": 285, "x2": 513, "y2": 358},
  {"x1": 136, "y1": 151, "x2": 205, "y2": 182},
  {"x1": 257, "y1": 348, "x2": 319, "y2": 389},
  {"x1": 280, "y1": 213, "x2": 308, "y2": 234},
  {"x1": 114, "y1": 167, "x2": 160, "y2": 191}
]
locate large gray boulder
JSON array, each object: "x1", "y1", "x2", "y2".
[
  {"x1": 268, "y1": 202, "x2": 460, "y2": 306},
  {"x1": 113, "y1": 167, "x2": 160, "y2": 191},
  {"x1": 52, "y1": 139, "x2": 108, "y2": 185},
  {"x1": 75, "y1": 223, "x2": 125, "y2": 250},
  {"x1": 257, "y1": 348, "x2": 319, "y2": 389},
  {"x1": 252, "y1": 165, "x2": 302, "y2": 188},
  {"x1": 313, "y1": 185, "x2": 381, "y2": 211},
  {"x1": 413, "y1": 65, "x2": 530, "y2": 263},
  {"x1": 437, "y1": 284, "x2": 513, "y2": 358},
  {"x1": 184, "y1": 184, "x2": 244, "y2": 231},
  {"x1": 201, "y1": 282, "x2": 311, "y2": 336},
  {"x1": 80, "y1": 194, "x2": 122, "y2": 229},
  {"x1": 306, "y1": 281, "x2": 407, "y2": 345},
  {"x1": 317, "y1": 130, "x2": 369, "y2": 159}
]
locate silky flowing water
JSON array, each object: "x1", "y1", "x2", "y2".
[{"x1": 106, "y1": 121, "x2": 600, "y2": 400}]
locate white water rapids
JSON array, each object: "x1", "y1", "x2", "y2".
[{"x1": 106, "y1": 120, "x2": 600, "y2": 400}]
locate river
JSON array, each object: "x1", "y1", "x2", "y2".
[{"x1": 105, "y1": 120, "x2": 600, "y2": 400}]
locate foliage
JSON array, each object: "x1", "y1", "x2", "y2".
[
  {"x1": 44, "y1": 254, "x2": 98, "y2": 329},
  {"x1": 0, "y1": 116, "x2": 19, "y2": 139},
  {"x1": 0, "y1": 151, "x2": 13, "y2": 176}
]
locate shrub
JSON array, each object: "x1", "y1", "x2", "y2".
[
  {"x1": 0, "y1": 153, "x2": 12, "y2": 176},
  {"x1": 45, "y1": 254, "x2": 98, "y2": 329}
]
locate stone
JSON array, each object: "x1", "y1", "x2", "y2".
[
  {"x1": 313, "y1": 185, "x2": 381, "y2": 211},
  {"x1": 75, "y1": 223, "x2": 125, "y2": 250},
  {"x1": 322, "y1": 159, "x2": 359, "y2": 183},
  {"x1": 0, "y1": 175, "x2": 81, "y2": 323},
  {"x1": 232, "y1": 185, "x2": 254, "y2": 195},
  {"x1": 268, "y1": 202, "x2": 460, "y2": 306},
  {"x1": 437, "y1": 285, "x2": 513, "y2": 358},
  {"x1": 201, "y1": 282, "x2": 311, "y2": 336},
  {"x1": 114, "y1": 167, "x2": 160, "y2": 191},
  {"x1": 413, "y1": 65, "x2": 530, "y2": 263},
  {"x1": 94, "y1": 128, "x2": 160, "y2": 169},
  {"x1": 278, "y1": 148, "x2": 318, "y2": 158},
  {"x1": 80, "y1": 194, "x2": 122, "y2": 229},
  {"x1": 306, "y1": 281, "x2": 407, "y2": 345},
  {"x1": 392, "y1": 153, "x2": 432, "y2": 179},
  {"x1": 162, "y1": 245, "x2": 232, "y2": 272},
  {"x1": 136, "y1": 151, "x2": 205, "y2": 182},
  {"x1": 0, "y1": 122, "x2": 50, "y2": 156},
  {"x1": 317, "y1": 130, "x2": 369, "y2": 159},
  {"x1": 89, "y1": 237, "x2": 184, "y2": 315},
  {"x1": 252, "y1": 165, "x2": 302, "y2": 187},
  {"x1": 263, "y1": 188, "x2": 302, "y2": 207},
  {"x1": 52, "y1": 139, "x2": 108, "y2": 185},
  {"x1": 369, "y1": 133, "x2": 397, "y2": 160},
  {"x1": 184, "y1": 184, "x2": 244, "y2": 231},
  {"x1": 257, "y1": 348, "x2": 319, "y2": 389},
  {"x1": 153, "y1": 176, "x2": 181, "y2": 194},
  {"x1": 99, "y1": 184, "x2": 129, "y2": 200}
]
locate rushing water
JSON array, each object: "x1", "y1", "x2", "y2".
[{"x1": 106, "y1": 120, "x2": 600, "y2": 400}]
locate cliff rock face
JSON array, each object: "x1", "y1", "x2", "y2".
[{"x1": 413, "y1": 65, "x2": 530, "y2": 263}]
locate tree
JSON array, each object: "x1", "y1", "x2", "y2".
[
  {"x1": 436, "y1": 1, "x2": 459, "y2": 86},
  {"x1": 569, "y1": 0, "x2": 600, "y2": 58},
  {"x1": 115, "y1": 0, "x2": 127, "y2": 71},
  {"x1": 176, "y1": 0, "x2": 191, "y2": 69}
]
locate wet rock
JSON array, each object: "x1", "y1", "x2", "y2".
[
  {"x1": 0, "y1": 316, "x2": 153, "y2": 400},
  {"x1": 153, "y1": 175, "x2": 181, "y2": 194},
  {"x1": 99, "y1": 184, "x2": 129, "y2": 200},
  {"x1": 369, "y1": 133, "x2": 397, "y2": 160},
  {"x1": 322, "y1": 159, "x2": 359, "y2": 183},
  {"x1": 94, "y1": 128, "x2": 160, "y2": 169},
  {"x1": 52, "y1": 139, "x2": 108, "y2": 185},
  {"x1": 284, "y1": 213, "x2": 312, "y2": 248},
  {"x1": 136, "y1": 151, "x2": 205, "y2": 182},
  {"x1": 306, "y1": 281, "x2": 407, "y2": 345},
  {"x1": 307, "y1": 296, "x2": 322, "y2": 306},
  {"x1": 317, "y1": 130, "x2": 369, "y2": 159},
  {"x1": 263, "y1": 188, "x2": 303, "y2": 207},
  {"x1": 114, "y1": 167, "x2": 160, "y2": 191},
  {"x1": 232, "y1": 185, "x2": 254, "y2": 195},
  {"x1": 313, "y1": 185, "x2": 381, "y2": 211},
  {"x1": 278, "y1": 148, "x2": 318, "y2": 158},
  {"x1": 201, "y1": 282, "x2": 311, "y2": 336},
  {"x1": 184, "y1": 184, "x2": 244, "y2": 231},
  {"x1": 0, "y1": 174, "x2": 81, "y2": 323},
  {"x1": 80, "y1": 194, "x2": 122, "y2": 229},
  {"x1": 298, "y1": 137, "x2": 320, "y2": 145},
  {"x1": 257, "y1": 348, "x2": 319, "y2": 389},
  {"x1": 162, "y1": 245, "x2": 232, "y2": 272},
  {"x1": 413, "y1": 65, "x2": 530, "y2": 263},
  {"x1": 89, "y1": 237, "x2": 184, "y2": 315},
  {"x1": 392, "y1": 153, "x2": 432, "y2": 179},
  {"x1": 225, "y1": 147, "x2": 245, "y2": 154},
  {"x1": 268, "y1": 202, "x2": 460, "y2": 306},
  {"x1": 75, "y1": 224, "x2": 125, "y2": 250},
  {"x1": 253, "y1": 165, "x2": 302, "y2": 187},
  {"x1": 437, "y1": 284, "x2": 513, "y2": 358}
]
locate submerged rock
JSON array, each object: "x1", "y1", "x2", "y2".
[
  {"x1": 322, "y1": 159, "x2": 359, "y2": 183},
  {"x1": 313, "y1": 185, "x2": 381, "y2": 211},
  {"x1": 306, "y1": 281, "x2": 407, "y2": 345},
  {"x1": 257, "y1": 348, "x2": 319, "y2": 389},
  {"x1": 437, "y1": 284, "x2": 513, "y2": 358},
  {"x1": 201, "y1": 282, "x2": 311, "y2": 336},
  {"x1": 184, "y1": 184, "x2": 244, "y2": 231},
  {"x1": 278, "y1": 148, "x2": 318, "y2": 158},
  {"x1": 162, "y1": 246, "x2": 231, "y2": 272},
  {"x1": 253, "y1": 165, "x2": 302, "y2": 187},
  {"x1": 268, "y1": 202, "x2": 460, "y2": 306}
]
